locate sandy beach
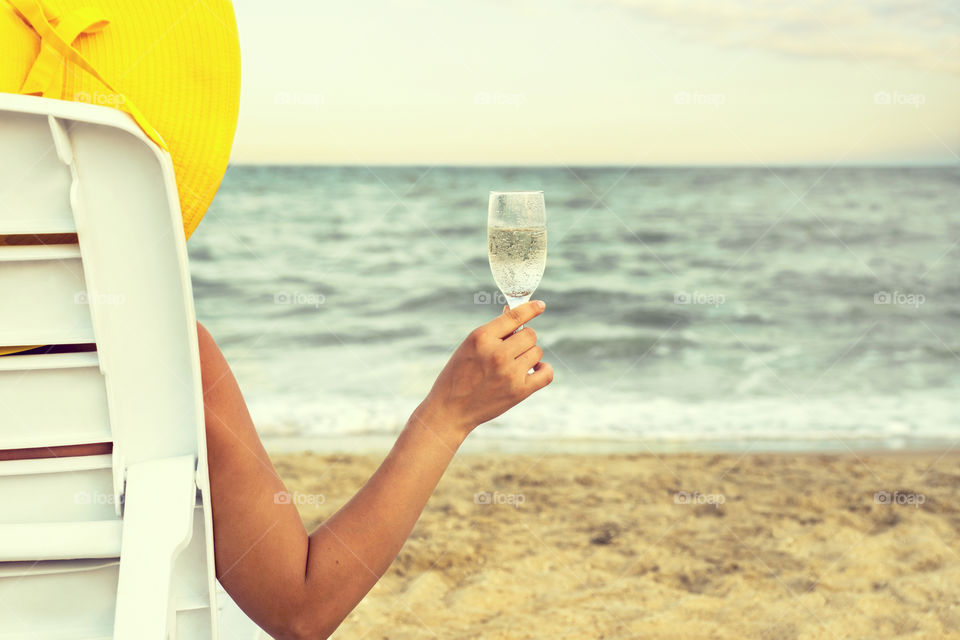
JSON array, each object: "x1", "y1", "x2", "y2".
[{"x1": 269, "y1": 450, "x2": 960, "y2": 639}]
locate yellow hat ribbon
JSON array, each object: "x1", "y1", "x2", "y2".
[
  {"x1": 5, "y1": 0, "x2": 168, "y2": 151},
  {"x1": 20, "y1": 6, "x2": 108, "y2": 96}
]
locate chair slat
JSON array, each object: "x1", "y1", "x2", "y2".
[
  {"x1": 0, "y1": 455, "x2": 117, "y2": 524},
  {"x1": 0, "y1": 353, "x2": 110, "y2": 450},
  {"x1": 0, "y1": 558, "x2": 118, "y2": 638},
  {"x1": 0, "y1": 246, "x2": 94, "y2": 345},
  {"x1": 0, "y1": 521, "x2": 123, "y2": 561}
]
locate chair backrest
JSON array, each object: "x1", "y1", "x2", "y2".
[{"x1": 0, "y1": 93, "x2": 218, "y2": 639}]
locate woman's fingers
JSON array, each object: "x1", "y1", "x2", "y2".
[
  {"x1": 504, "y1": 327, "x2": 537, "y2": 357},
  {"x1": 526, "y1": 361, "x2": 554, "y2": 389},
  {"x1": 516, "y1": 345, "x2": 543, "y2": 371},
  {"x1": 485, "y1": 301, "x2": 545, "y2": 339}
]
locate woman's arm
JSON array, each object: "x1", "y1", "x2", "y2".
[{"x1": 199, "y1": 301, "x2": 552, "y2": 640}]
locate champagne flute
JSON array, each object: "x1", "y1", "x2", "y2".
[{"x1": 488, "y1": 191, "x2": 547, "y2": 337}]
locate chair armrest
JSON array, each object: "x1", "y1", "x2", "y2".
[{"x1": 113, "y1": 454, "x2": 197, "y2": 640}]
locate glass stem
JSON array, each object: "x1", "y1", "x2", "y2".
[
  {"x1": 503, "y1": 294, "x2": 535, "y2": 374},
  {"x1": 504, "y1": 294, "x2": 530, "y2": 331}
]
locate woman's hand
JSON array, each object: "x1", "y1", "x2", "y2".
[{"x1": 412, "y1": 300, "x2": 553, "y2": 440}]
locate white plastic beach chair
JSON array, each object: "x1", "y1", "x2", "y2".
[{"x1": 0, "y1": 93, "x2": 263, "y2": 639}]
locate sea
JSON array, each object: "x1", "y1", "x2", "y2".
[{"x1": 188, "y1": 166, "x2": 960, "y2": 453}]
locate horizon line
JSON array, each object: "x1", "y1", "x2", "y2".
[{"x1": 227, "y1": 161, "x2": 959, "y2": 169}]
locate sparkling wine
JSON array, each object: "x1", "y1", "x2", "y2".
[{"x1": 488, "y1": 226, "x2": 547, "y2": 300}]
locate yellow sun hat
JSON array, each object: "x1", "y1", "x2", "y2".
[{"x1": 0, "y1": 0, "x2": 241, "y2": 240}]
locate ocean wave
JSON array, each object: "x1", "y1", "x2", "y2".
[
  {"x1": 623, "y1": 231, "x2": 673, "y2": 245},
  {"x1": 613, "y1": 308, "x2": 690, "y2": 329},
  {"x1": 561, "y1": 197, "x2": 596, "y2": 209},
  {"x1": 296, "y1": 326, "x2": 428, "y2": 346},
  {"x1": 548, "y1": 334, "x2": 697, "y2": 360},
  {"x1": 248, "y1": 390, "x2": 960, "y2": 451}
]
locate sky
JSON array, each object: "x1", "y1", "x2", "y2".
[{"x1": 229, "y1": 0, "x2": 960, "y2": 165}]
